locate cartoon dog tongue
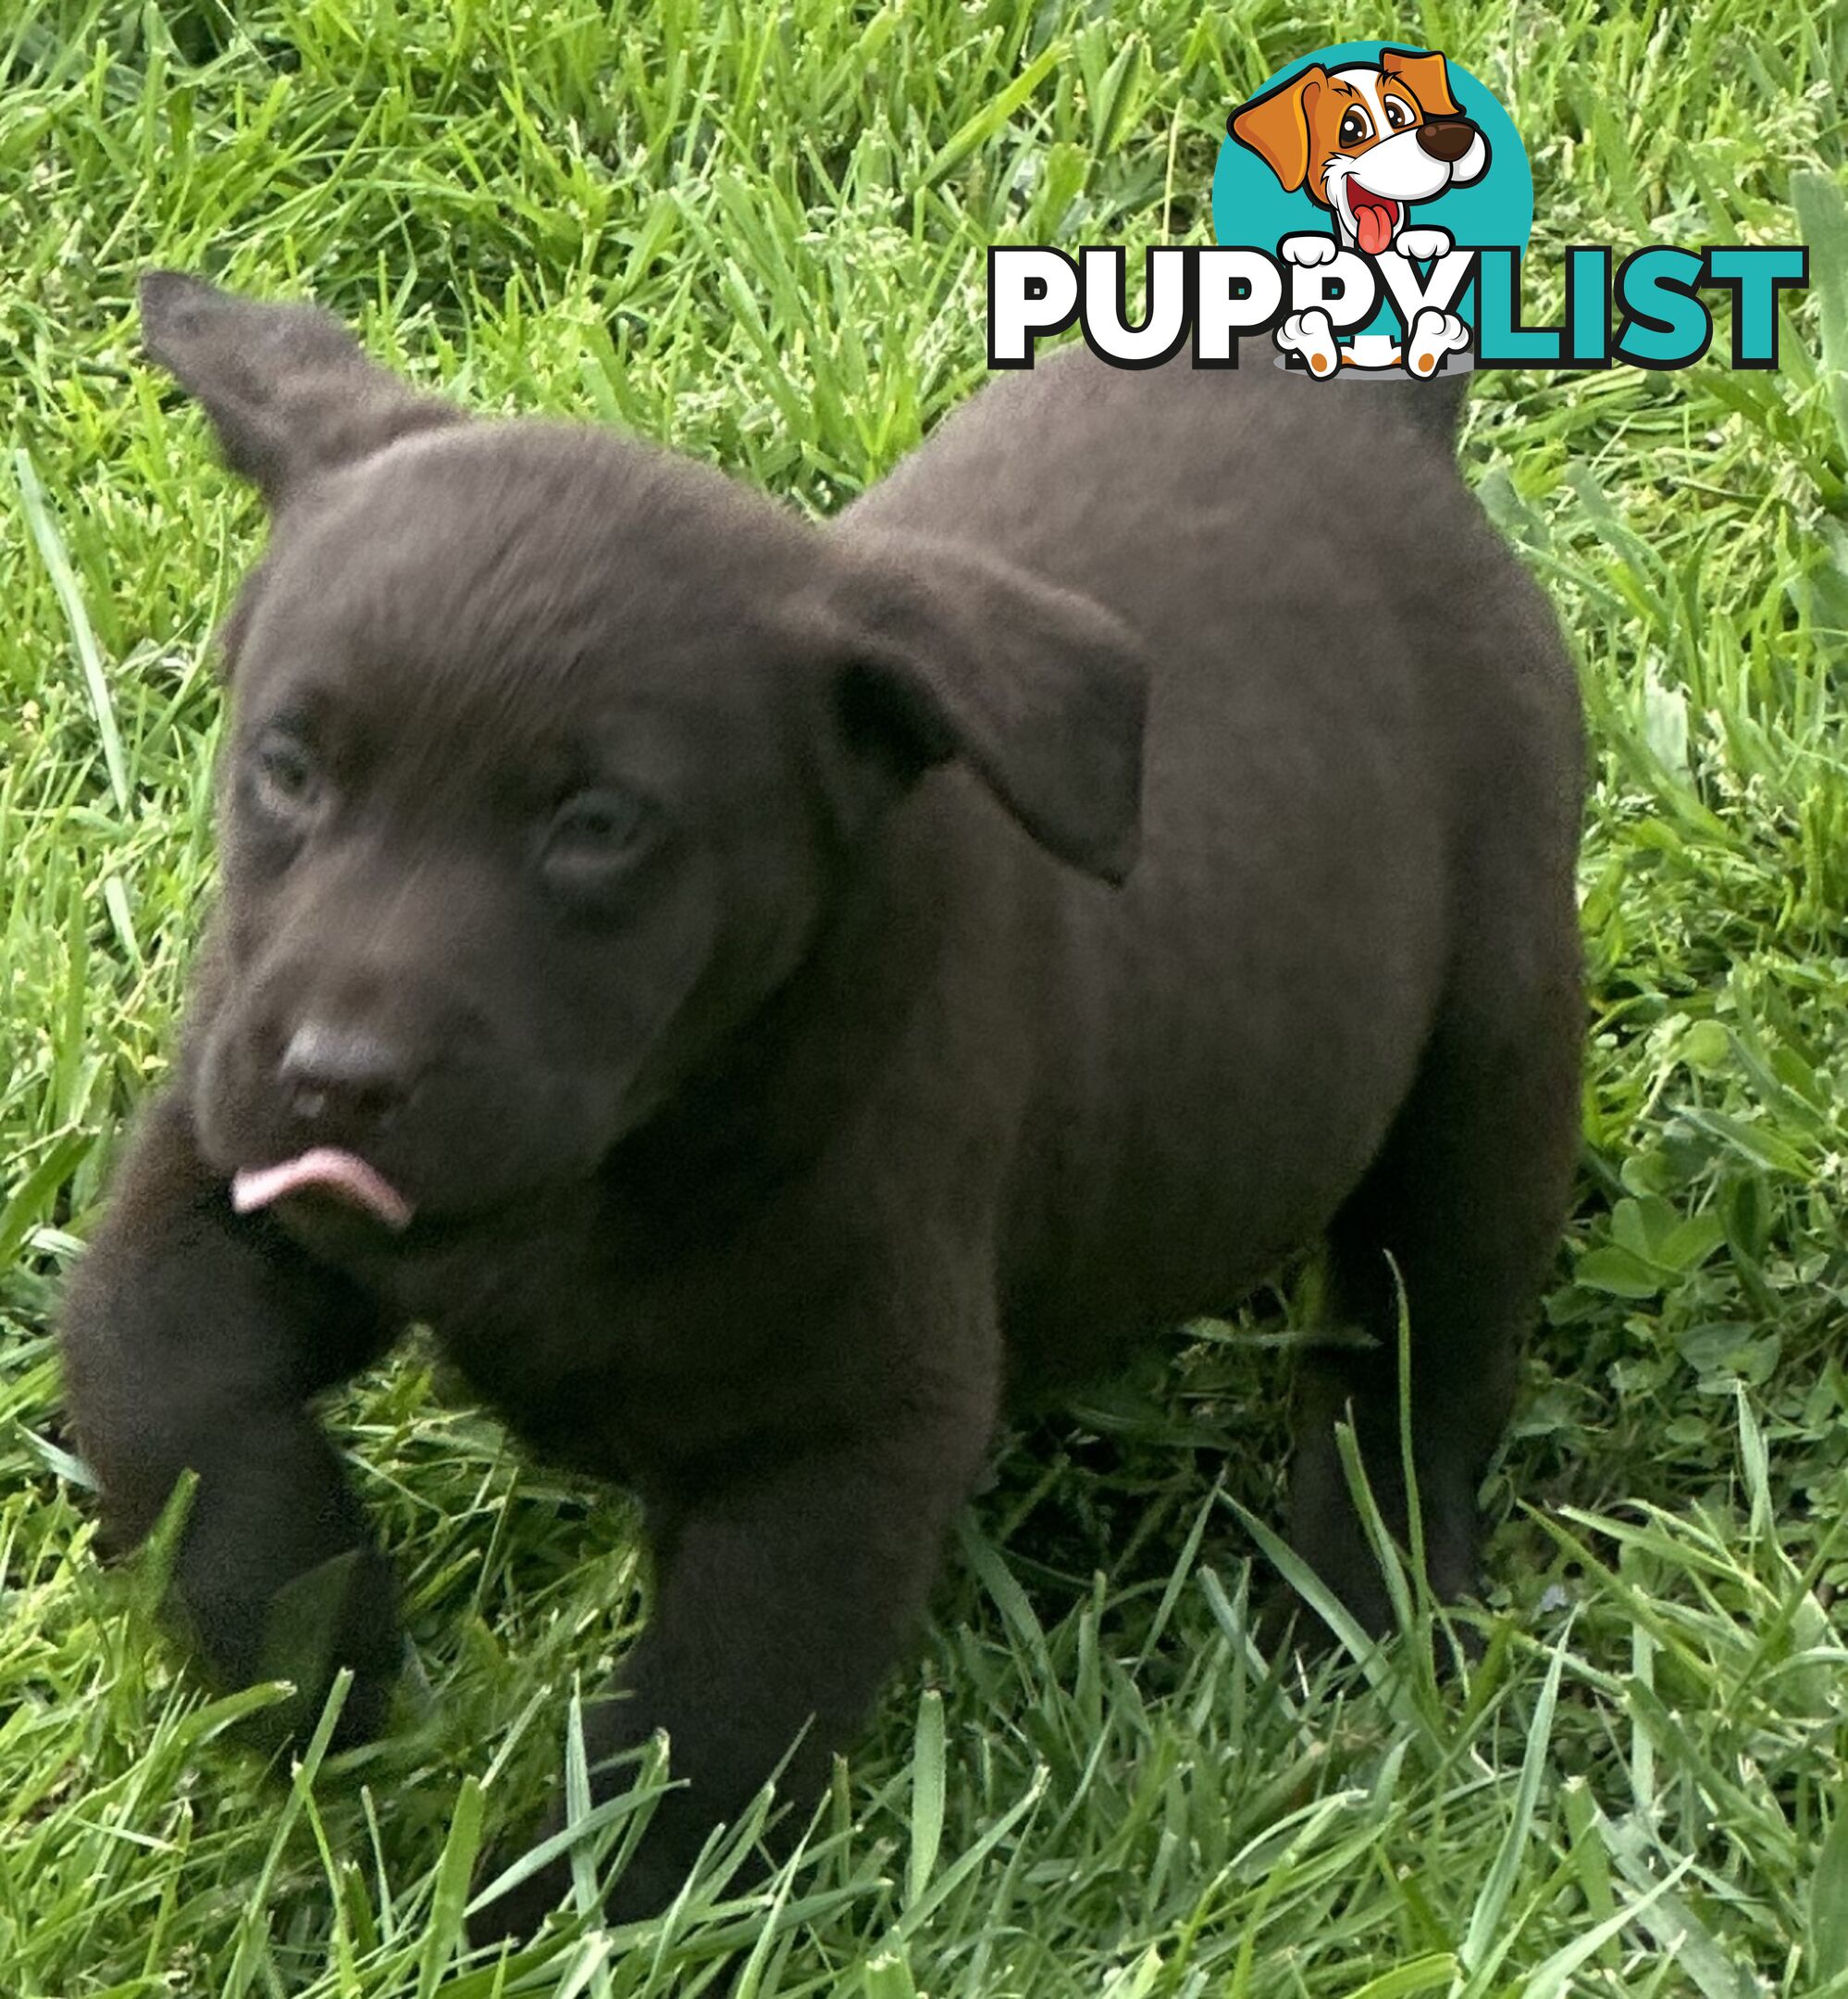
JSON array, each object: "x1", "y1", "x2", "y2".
[
  {"x1": 1350, "y1": 190, "x2": 1397, "y2": 256},
  {"x1": 231, "y1": 1148, "x2": 415, "y2": 1231}
]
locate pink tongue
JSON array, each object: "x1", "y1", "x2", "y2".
[
  {"x1": 231, "y1": 1148, "x2": 415, "y2": 1232},
  {"x1": 1355, "y1": 201, "x2": 1393, "y2": 255}
]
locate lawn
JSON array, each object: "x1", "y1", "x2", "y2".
[{"x1": 4, "y1": 1, "x2": 1848, "y2": 1993}]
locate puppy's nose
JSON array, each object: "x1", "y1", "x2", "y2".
[
  {"x1": 1416, "y1": 118, "x2": 1477, "y2": 162},
  {"x1": 279, "y1": 1021, "x2": 415, "y2": 1124}
]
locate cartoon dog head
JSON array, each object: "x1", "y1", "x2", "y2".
[{"x1": 1229, "y1": 48, "x2": 1489, "y2": 256}]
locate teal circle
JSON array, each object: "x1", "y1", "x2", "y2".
[{"x1": 1212, "y1": 42, "x2": 1532, "y2": 342}]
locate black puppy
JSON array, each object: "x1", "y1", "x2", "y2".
[{"x1": 62, "y1": 272, "x2": 1583, "y2": 1939}]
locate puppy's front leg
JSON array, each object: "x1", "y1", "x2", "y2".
[
  {"x1": 474, "y1": 1399, "x2": 994, "y2": 1940},
  {"x1": 60, "y1": 1089, "x2": 403, "y2": 1744}
]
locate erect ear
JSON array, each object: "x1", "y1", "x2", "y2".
[
  {"x1": 1378, "y1": 47, "x2": 1462, "y2": 119},
  {"x1": 1228, "y1": 65, "x2": 1325, "y2": 194},
  {"x1": 811, "y1": 529, "x2": 1149, "y2": 886},
  {"x1": 139, "y1": 270, "x2": 464, "y2": 506}
]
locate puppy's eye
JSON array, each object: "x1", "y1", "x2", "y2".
[
  {"x1": 1338, "y1": 108, "x2": 1372, "y2": 146},
  {"x1": 250, "y1": 729, "x2": 324, "y2": 823},
  {"x1": 1384, "y1": 97, "x2": 1415, "y2": 130},
  {"x1": 542, "y1": 787, "x2": 651, "y2": 891}
]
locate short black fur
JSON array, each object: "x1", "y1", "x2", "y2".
[{"x1": 61, "y1": 274, "x2": 1584, "y2": 1941}]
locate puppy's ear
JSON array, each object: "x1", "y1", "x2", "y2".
[
  {"x1": 812, "y1": 531, "x2": 1148, "y2": 885},
  {"x1": 139, "y1": 271, "x2": 463, "y2": 506},
  {"x1": 1378, "y1": 47, "x2": 1461, "y2": 119},
  {"x1": 1228, "y1": 66, "x2": 1325, "y2": 194}
]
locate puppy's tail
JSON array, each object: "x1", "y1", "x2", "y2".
[{"x1": 1387, "y1": 372, "x2": 1471, "y2": 450}]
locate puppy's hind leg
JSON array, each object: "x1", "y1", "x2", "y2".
[{"x1": 1286, "y1": 901, "x2": 1581, "y2": 1638}]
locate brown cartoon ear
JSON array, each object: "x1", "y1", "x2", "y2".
[
  {"x1": 1228, "y1": 65, "x2": 1325, "y2": 195},
  {"x1": 1378, "y1": 47, "x2": 1461, "y2": 119}
]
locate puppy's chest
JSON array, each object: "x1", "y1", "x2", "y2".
[{"x1": 371, "y1": 1227, "x2": 809, "y2": 1484}]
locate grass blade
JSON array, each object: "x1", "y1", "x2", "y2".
[{"x1": 14, "y1": 448, "x2": 130, "y2": 814}]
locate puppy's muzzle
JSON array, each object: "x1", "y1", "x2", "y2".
[
  {"x1": 280, "y1": 1020, "x2": 422, "y2": 1128},
  {"x1": 1416, "y1": 118, "x2": 1479, "y2": 163}
]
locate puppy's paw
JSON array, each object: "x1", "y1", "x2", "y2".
[
  {"x1": 1396, "y1": 227, "x2": 1454, "y2": 261},
  {"x1": 468, "y1": 1838, "x2": 573, "y2": 1952},
  {"x1": 1406, "y1": 308, "x2": 1470, "y2": 376},
  {"x1": 1277, "y1": 309, "x2": 1340, "y2": 378},
  {"x1": 467, "y1": 1805, "x2": 692, "y2": 1950},
  {"x1": 1280, "y1": 232, "x2": 1339, "y2": 268},
  {"x1": 192, "y1": 1543, "x2": 407, "y2": 1757}
]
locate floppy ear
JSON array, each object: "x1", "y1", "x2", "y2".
[
  {"x1": 139, "y1": 270, "x2": 463, "y2": 506},
  {"x1": 1378, "y1": 47, "x2": 1462, "y2": 119},
  {"x1": 1229, "y1": 66, "x2": 1325, "y2": 194},
  {"x1": 812, "y1": 530, "x2": 1149, "y2": 885}
]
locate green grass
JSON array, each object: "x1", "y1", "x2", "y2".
[{"x1": 3, "y1": 0, "x2": 1847, "y2": 1992}]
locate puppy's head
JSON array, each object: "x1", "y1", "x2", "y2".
[
  {"x1": 1228, "y1": 49, "x2": 1488, "y2": 254},
  {"x1": 142, "y1": 275, "x2": 1147, "y2": 1235}
]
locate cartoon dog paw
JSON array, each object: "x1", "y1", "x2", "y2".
[
  {"x1": 1396, "y1": 227, "x2": 1454, "y2": 261},
  {"x1": 1278, "y1": 309, "x2": 1340, "y2": 378},
  {"x1": 1280, "y1": 233, "x2": 1339, "y2": 268},
  {"x1": 1406, "y1": 308, "x2": 1470, "y2": 376}
]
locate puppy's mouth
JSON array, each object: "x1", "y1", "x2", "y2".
[
  {"x1": 1346, "y1": 185, "x2": 1402, "y2": 256},
  {"x1": 231, "y1": 1147, "x2": 415, "y2": 1232}
]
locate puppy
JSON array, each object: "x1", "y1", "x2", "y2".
[
  {"x1": 1231, "y1": 47, "x2": 1488, "y2": 378},
  {"x1": 62, "y1": 273, "x2": 1583, "y2": 1942}
]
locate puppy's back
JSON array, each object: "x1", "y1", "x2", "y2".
[{"x1": 836, "y1": 349, "x2": 1581, "y2": 1378}]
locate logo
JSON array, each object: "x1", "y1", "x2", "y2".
[
  {"x1": 1221, "y1": 43, "x2": 1522, "y2": 378},
  {"x1": 988, "y1": 40, "x2": 1808, "y2": 376}
]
